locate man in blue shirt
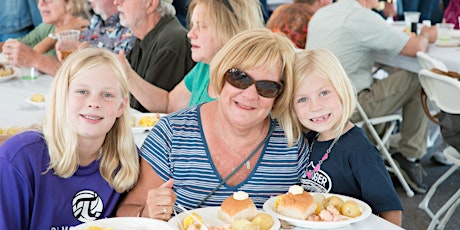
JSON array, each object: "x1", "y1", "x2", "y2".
[{"x1": 0, "y1": 0, "x2": 42, "y2": 42}]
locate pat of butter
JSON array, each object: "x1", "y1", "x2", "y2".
[
  {"x1": 233, "y1": 191, "x2": 249, "y2": 200},
  {"x1": 288, "y1": 185, "x2": 304, "y2": 195}
]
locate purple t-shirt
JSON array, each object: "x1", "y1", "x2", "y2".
[{"x1": 0, "y1": 131, "x2": 121, "y2": 229}]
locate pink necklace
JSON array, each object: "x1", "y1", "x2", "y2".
[{"x1": 306, "y1": 134, "x2": 336, "y2": 179}]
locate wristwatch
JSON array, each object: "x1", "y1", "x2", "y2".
[{"x1": 48, "y1": 33, "x2": 58, "y2": 40}]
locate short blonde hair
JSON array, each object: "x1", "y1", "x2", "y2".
[
  {"x1": 210, "y1": 28, "x2": 296, "y2": 146},
  {"x1": 66, "y1": 0, "x2": 85, "y2": 16},
  {"x1": 43, "y1": 48, "x2": 139, "y2": 193},
  {"x1": 291, "y1": 49, "x2": 357, "y2": 142},
  {"x1": 188, "y1": 0, "x2": 264, "y2": 49}
]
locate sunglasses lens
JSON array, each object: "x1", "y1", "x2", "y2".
[
  {"x1": 225, "y1": 68, "x2": 283, "y2": 98},
  {"x1": 226, "y1": 69, "x2": 252, "y2": 89},
  {"x1": 256, "y1": 81, "x2": 283, "y2": 98}
]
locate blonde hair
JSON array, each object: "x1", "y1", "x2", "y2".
[
  {"x1": 291, "y1": 49, "x2": 357, "y2": 142},
  {"x1": 66, "y1": 0, "x2": 85, "y2": 16},
  {"x1": 210, "y1": 28, "x2": 296, "y2": 146},
  {"x1": 43, "y1": 48, "x2": 139, "y2": 193},
  {"x1": 188, "y1": 0, "x2": 264, "y2": 49}
]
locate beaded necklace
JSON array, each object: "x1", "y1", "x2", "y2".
[{"x1": 306, "y1": 134, "x2": 337, "y2": 179}]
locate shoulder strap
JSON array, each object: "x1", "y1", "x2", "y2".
[{"x1": 196, "y1": 121, "x2": 275, "y2": 208}]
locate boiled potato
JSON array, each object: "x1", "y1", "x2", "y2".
[
  {"x1": 251, "y1": 213, "x2": 274, "y2": 230},
  {"x1": 323, "y1": 195, "x2": 344, "y2": 210},
  {"x1": 313, "y1": 194, "x2": 326, "y2": 214},
  {"x1": 341, "y1": 200, "x2": 362, "y2": 218},
  {"x1": 232, "y1": 219, "x2": 260, "y2": 230},
  {"x1": 30, "y1": 93, "x2": 45, "y2": 102}
]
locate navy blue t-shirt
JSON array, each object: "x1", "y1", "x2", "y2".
[{"x1": 301, "y1": 126, "x2": 403, "y2": 214}]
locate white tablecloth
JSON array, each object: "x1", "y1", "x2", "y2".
[
  {"x1": 374, "y1": 27, "x2": 460, "y2": 73},
  {"x1": 0, "y1": 69, "x2": 51, "y2": 128}
]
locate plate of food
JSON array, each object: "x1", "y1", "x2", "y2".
[
  {"x1": 168, "y1": 191, "x2": 280, "y2": 230},
  {"x1": 72, "y1": 217, "x2": 176, "y2": 230},
  {"x1": 130, "y1": 113, "x2": 165, "y2": 133},
  {"x1": 25, "y1": 93, "x2": 47, "y2": 108},
  {"x1": 0, "y1": 64, "x2": 18, "y2": 83},
  {"x1": 435, "y1": 39, "x2": 460, "y2": 47},
  {"x1": 451, "y1": 29, "x2": 460, "y2": 39},
  {"x1": 263, "y1": 185, "x2": 372, "y2": 229}
]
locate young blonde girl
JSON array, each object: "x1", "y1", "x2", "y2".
[
  {"x1": 291, "y1": 49, "x2": 402, "y2": 226},
  {"x1": 0, "y1": 48, "x2": 139, "y2": 229}
]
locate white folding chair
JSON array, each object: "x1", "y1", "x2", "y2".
[
  {"x1": 355, "y1": 101, "x2": 415, "y2": 197},
  {"x1": 417, "y1": 69, "x2": 460, "y2": 230},
  {"x1": 416, "y1": 51, "x2": 448, "y2": 147}
]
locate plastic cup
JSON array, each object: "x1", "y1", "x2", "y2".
[
  {"x1": 22, "y1": 67, "x2": 38, "y2": 80},
  {"x1": 56, "y1": 30, "x2": 80, "y2": 59},
  {"x1": 404, "y1": 11, "x2": 421, "y2": 32},
  {"x1": 436, "y1": 23, "x2": 454, "y2": 42}
]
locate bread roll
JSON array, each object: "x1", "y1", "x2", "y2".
[
  {"x1": 276, "y1": 185, "x2": 316, "y2": 220},
  {"x1": 218, "y1": 191, "x2": 258, "y2": 223}
]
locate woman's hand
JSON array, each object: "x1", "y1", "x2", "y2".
[
  {"x1": 141, "y1": 179, "x2": 176, "y2": 221},
  {"x1": 3, "y1": 39, "x2": 38, "y2": 68}
]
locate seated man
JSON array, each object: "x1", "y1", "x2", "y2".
[
  {"x1": 266, "y1": 0, "x2": 331, "y2": 49},
  {"x1": 307, "y1": 0, "x2": 437, "y2": 194},
  {"x1": 114, "y1": 0, "x2": 195, "y2": 112},
  {"x1": 78, "y1": 0, "x2": 136, "y2": 54}
]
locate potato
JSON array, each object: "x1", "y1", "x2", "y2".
[
  {"x1": 323, "y1": 196, "x2": 344, "y2": 210},
  {"x1": 232, "y1": 219, "x2": 260, "y2": 230},
  {"x1": 313, "y1": 194, "x2": 326, "y2": 214},
  {"x1": 341, "y1": 200, "x2": 362, "y2": 218},
  {"x1": 139, "y1": 115, "x2": 156, "y2": 127},
  {"x1": 251, "y1": 213, "x2": 274, "y2": 230},
  {"x1": 30, "y1": 93, "x2": 45, "y2": 102}
]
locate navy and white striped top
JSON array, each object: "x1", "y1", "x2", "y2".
[{"x1": 140, "y1": 104, "x2": 308, "y2": 210}]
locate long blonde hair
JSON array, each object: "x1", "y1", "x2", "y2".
[
  {"x1": 43, "y1": 48, "x2": 139, "y2": 193},
  {"x1": 188, "y1": 0, "x2": 264, "y2": 49},
  {"x1": 210, "y1": 28, "x2": 296, "y2": 146},
  {"x1": 292, "y1": 49, "x2": 357, "y2": 142}
]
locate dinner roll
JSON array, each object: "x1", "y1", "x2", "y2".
[
  {"x1": 276, "y1": 185, "x2": 316, "y2": 219},
  {"x1": 218, "y1": 191, "x2": 258, "y2": 223}
]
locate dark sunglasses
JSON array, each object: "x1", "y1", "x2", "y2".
[{"x1": 225, "y1": 68, "x2": 284, "y2": 98}]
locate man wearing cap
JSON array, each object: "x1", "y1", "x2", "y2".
[{"x1": 114, "y1": 0, "x2": 195, "y2": 112}]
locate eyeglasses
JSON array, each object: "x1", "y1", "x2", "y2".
[{"x1": 225, "y1": 68, "x2": 284, "y2": 98}]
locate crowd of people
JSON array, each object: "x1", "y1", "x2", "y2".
[{"x1": 0, "y1": 0, "x2": 458, "y2": 229}]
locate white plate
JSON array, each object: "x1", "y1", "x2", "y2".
[
  {"x1": 0, "y1": 67, "x2": 19, "y2": 83},
  {"x1": 263, "y1": 193, "x2": 372, "y2": 229},
  {"x1": 452, "y1": 30, "x2": 460, "y2": 39},
  {"x1": 168, "y1": 207, "x2": 281, "y2": 230},
  {"x1": 73, "y1": 217, "x2": 175, "y2": 230},
  {"x1": 25, "y1": 95, "x2": 46, "y2": 108},
  {"x1": 131, "y1": 113, "x2": 165, "y2": 133},
  {"x1": 435, "y1": 39, "x2": 460, "y2": 47}
]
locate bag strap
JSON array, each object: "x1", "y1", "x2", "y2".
[
  {"x1": 196, "y1": 120, "x2": 275, "y2": 208},
  {"x1": 420, "y1": 68, "x2": 460, "y2": 125},
  {"x1": 420, "y1": 88, "x2": 440, "y2": 125}
]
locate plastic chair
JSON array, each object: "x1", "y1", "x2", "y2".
[
  {"x1": 417, "y1": 69, "x2": 460, "y2": 229},
  {"x1": 355, "y1": 101, "x2": 415, "y2": 197},
  {"x1": 416, "y1": 51, "x2": 448, "y2": 147}
]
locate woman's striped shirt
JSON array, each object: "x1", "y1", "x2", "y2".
[{"x1": 140, "y1": 104, "x2": 308, "y2": 210}]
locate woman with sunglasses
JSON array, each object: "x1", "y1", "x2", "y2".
[
  {"x1": 119, "y1": 0, "x2": 264, "y2": 113},
  {"x1": 116, "y1": 28, "x2": 306, "y2": 220},
  {"x1": 2, "y1": 0, "x2": 89, "y2": 76}
]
